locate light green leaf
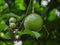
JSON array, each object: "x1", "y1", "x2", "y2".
[
  {"x1": 0, "y1": 0, "x2": 5, "y2": 4},
  {"x1": 48, "y1": 9, "x2": 57, "y2": 21},
  {"x1": 0, "y1": 6, "x2": 3, "y2": 12},
  {"x1": 34, "y1": 1, "x2": 40, "y2": 9},
  {"x1": 32, "y1": 31, "x2": 41, "y2": 39},
  {"x1": 2, "y1": 13, "x2": 20, "y2": 20},
  {"x1": 15, "y1": 0, "x2": 25, "y2": 10}
]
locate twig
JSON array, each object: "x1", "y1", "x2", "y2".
[
  {"x1": 43, "y1": 25, "x2": 49, "y2": 36},
  {"x1": 18, "y1": 0, "x2": 32, "y2": 30}
]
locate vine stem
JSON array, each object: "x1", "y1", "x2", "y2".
[
  {"x1": 32, "y1": 0, "x2": 36, "y2": 13},
  {"x1": 18, "y1": 0, "x2": 32, "y2": 30},
  {"x1": 43, "y1": 25, "x2": 49, "y2": 36}
]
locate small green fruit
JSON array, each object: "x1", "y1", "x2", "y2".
[
  {"x1": 15, "y1": 35, "x2": 19, "y2": 39},
  {"x1": 9, "y1": 23, "x2": 16, "y2": 28},
  {"x1": 0, "y1": 32, "x2": 6, "y2": 38},
  {"x1": 9, "y1": 17, "x2": 16, "y2": 23},
  {"x1": 24, "y1": 13, "x2": 43, "y2": 31}
]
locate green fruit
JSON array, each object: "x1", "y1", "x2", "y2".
[
  {"x1": 0, "y1": 32, "x2": 6, "y2": 38},
  {"x1": 15, "y1": 35, "x2": 19, "y2": 39},
  {"x1": 9, "y1": 23, "x2": 16, "y2": 28},
  {"x1": 24, "y1": 13, "x2": 43, "y2": 31},
  {"x1": 9, "y1": 17, "x2": 16, "y2": 23}
]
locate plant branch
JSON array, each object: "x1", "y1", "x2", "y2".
[{"x1": 18, "y1": 0, "x2": 32, "y2": 30}]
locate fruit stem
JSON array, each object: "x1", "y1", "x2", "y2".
[
  {"x1": 32, "y1": 0, "x2": 36, "y2": 13},
  {"x1": 18, "y1": 0, "x2": 32, "y2": 30}
]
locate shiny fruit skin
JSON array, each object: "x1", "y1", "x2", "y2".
[
  {"x1": 24, "y1": 13, "x2": 43, "y2": 31},
  {"x1": 9, "y1": 17, "x2": 16, "y2": 23}
]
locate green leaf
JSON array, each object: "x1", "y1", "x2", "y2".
[
  {"x1": 0, "y1": 0, "x2": 6, "y2": 12},
  {"x1": 6, "y1": 41, "x2": 14, "y2": 45},
  {"x1": 0, "y1": 41, "x2": 7, "y2": 45},
  {"x1": 0, "y1": 5, "x2": 8, "y2": 12},
  {"x1": 0, "y1": 6, "x2": 3, "y2": 12},
  {"x1": 15, "y1": 0, "x2": 25, "y2": 10},
  {"x1": 0, "y1": 31, "x2": 12, "y2": 39},
  {"x1": 18, "y1": 29, "x2": 41, "y2": 39},
  {"x1": 32, "y1": 31, "x2": 41, "y2": 39},
  {"x1": 0, "y1": 20, "x2": 8, "y2": 31},
  {"x1": 18, "y1": 29, "x2": 35, "y2": 37},
  {"x1": 34, "y1": 1, "x2": 40, "y2": 9},
  {"x1": 22, "y1": 40, "x2": 32, "y2": 45},
  {"x1": 0, "y1": 0, "x2": 5, "y2": 4},
  {"x1": 2, "y1": 13, "x2": 20, "y2": 20},
  {"x1": 5, "y1": 32, "x2": 12, "y2": 39},
  {"x1": 0, "y1": 17, "x2": 3, "y2": 21},
  {"x1": 48, "y1": 9, "x2": 57, "y2": 21}
]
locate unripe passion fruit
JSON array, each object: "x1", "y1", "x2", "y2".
[
  {"x1": 9, "y1": 23, "x2": 16, "y2": 28},
  {"x1": 9, "y1": 17, "x2": 16, "y2": 23},
  {"x1": 24, "y1": 13, "x2": 43, "y2": 31}
]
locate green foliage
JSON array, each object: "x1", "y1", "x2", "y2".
[
  {"x1": 0, "y1": 41, "x2": 14, "y2": 45},
  {"x1": 0, "y1": 31, "x2": 12, "y2": 39},
  {"x1": 0, "y1": 41, "x2": 6, "y2": 45},
  {"x1": 19, "y1": 29, "x2": 41, "y2": 39},
  {"x1": 22, "y1": 40, "x2": 32, "y2": 45},
  {"x1": 0, "y1": 32, "x2": 6, "y2": 38},
  {"x1": 0, "y1": 0, "x2": 60, "y2": 45},
  {"x1": 1, "y1": 13, "x2": 20, "y2": 20},
  {"x1": 48, "y1": 9, "x2": 57, "y2": 21},
  {"x1": 32, "y1": 31, "x2": 41, "y2": 39},
  {"x1": 0, "y1": 20, "x2": 8, "y2": 31},
  {"x1": 6, "y1": 41, "x2": 14, "y2": 45},
  {"x1": 0, "y1": 0, "x2": 8, "y2": 12},
  {"x1": 15, "y1": 0, "x2": 25, "y2": 10},
  {"x1": 19, "y1": 29, "x2": 35, "y2": 37},
  {"x1": 0, "y1": 0, "x2": 5, "y2": 4}
]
